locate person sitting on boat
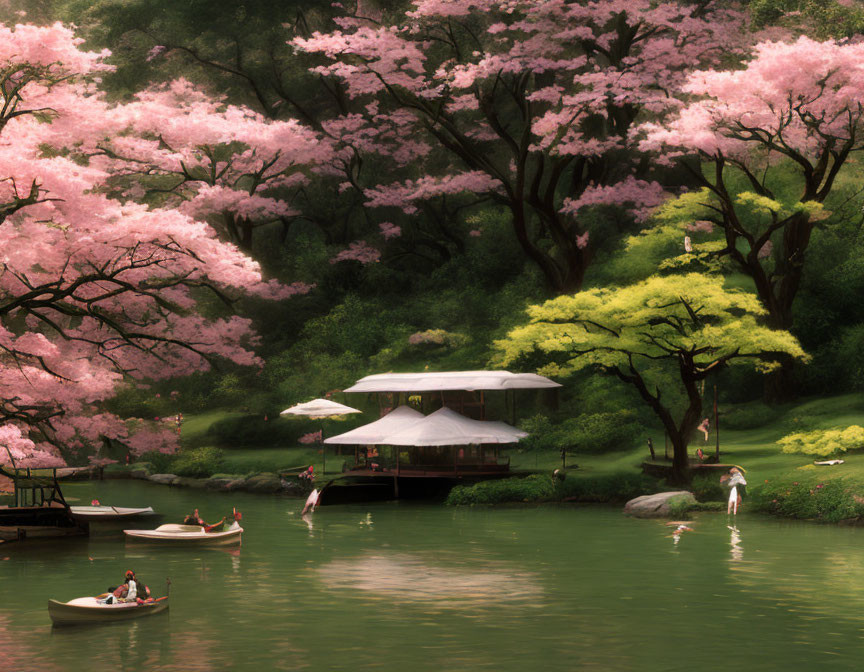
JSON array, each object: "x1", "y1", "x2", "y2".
[
  {"x1": 118, "y1": 570, "x2": 139, "y2": 603},
  {"x1": 299, "y1": 465, "x2": 314, "y2": 482},
  {"x1": 203, "y1": 516, "x2": 226, "y2": 533},
  {"x1": 183, "y1": 509, "x2": 205, "y2": 526},
  {"x1": 133, "y1": 577, "x2": 152, "y2": 603}
]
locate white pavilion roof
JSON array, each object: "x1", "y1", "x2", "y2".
[
  {"x1": 343, "y1": 370, "x2": 560, "y2": 393},
  {"x1": 384, "y1": 407, "x2": 527, "y2": 446},
  {"x1": 323, "y1": 405, "x2": 424, "y2": 445}
]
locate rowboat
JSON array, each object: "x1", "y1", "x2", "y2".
[
  {"x1": 124, "y1": 521, "x2": 243, "y2": 545},
  {"x1": 48, "y1": 596, "x2": 168, "y2": 626},
  {"x1": 70, "y1": 506, "x2": 157, "y2": 521}
]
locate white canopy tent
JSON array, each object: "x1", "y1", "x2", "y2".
[
  {"x1": 383, "y1": 407, "x2": 527, "y2": 446},
  {"x1": 279, "y1": 398, "x2": 362, "y2": 418},
  {"x1": 324, "y1": 405, "x2": 423, "y2": 445},
  {"x1": 343, "y1": 370, "x2": 560, "y2": 393}
]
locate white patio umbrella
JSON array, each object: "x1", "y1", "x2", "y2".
[
  {"x1": 280, "y1": 398, "x2": 362, "y2": 473},
  {"x1": 280, "y1": 398, "x2": 362, "y2": 419}
]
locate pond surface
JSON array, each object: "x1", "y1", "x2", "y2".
[{"x1": 1, "y1": 480, "x2": 864, "y2": 671}]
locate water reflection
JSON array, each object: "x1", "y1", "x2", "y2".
[
  {"x1": 318, "y1": 553, "x2": 542, "y2": 609},
  {"x1": 728, "y1": 525, "x2": 743, "y2": 562}
]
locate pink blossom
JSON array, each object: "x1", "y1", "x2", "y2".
[
  {"x1": 379, "y1": 222, "x2": 402, "y2": 240},
  {"x1": 562, "y1": 177, "x2": 667, "y2": 223},
  {"x1": 575, "y1": 231, "x2": 590, "y2": 250},
  {"x1": 146, "y1": 45, "x2": 166, "y2": 62},
  {"x1": 365, "y1": 172, "x2": 502, "y2": 214},
  {"x1": 299, "y1": 430, "x2": 323, "y2": 445},
  {"x1": 329, "y1": 241, "x2": 381, "y2": 264}
]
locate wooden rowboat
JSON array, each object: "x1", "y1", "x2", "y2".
[
  {"x1": 70, "y1": 506, "x2": 157, "y2": 521},
  {"x1": 48, "y1": 596, "x2": 168, "y2": 626},
  {"x1": 124, "y1": 521, "x2": 243, "y2": 545}
]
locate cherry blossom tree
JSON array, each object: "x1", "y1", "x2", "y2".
[
  {"x1": 291, "y1": 0, "x2": 747, "y2": 293},
  {"x1": 0, "y1": 23, "x2": 306, "y2": 466},
  {"x1": 639, "y1": 36, "x2": 864, "y2": 397},
  {"x1": 97, "y1": 79, "x2": 327, "y2": 251}
]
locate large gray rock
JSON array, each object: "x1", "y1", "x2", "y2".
[
  {"x1": 623, "y1": 491, "x2": 696, "y2": 518},
  {"x1": 148, "y1": 473, "x2": 180, "y2": 486}
]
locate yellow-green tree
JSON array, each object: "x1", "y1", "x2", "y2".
[{"x1": 495, "y1": 274, "x2": 808, "y2": 483}]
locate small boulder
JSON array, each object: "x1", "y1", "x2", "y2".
[
  {"x1": 148, "y1": 473, "x2": 180, "y2": 486},
  {"x1": 623, "y1": 491, "x2": 696, "y2": 518}
]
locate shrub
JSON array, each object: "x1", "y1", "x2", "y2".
[
  {"x1": 776, "y1": 425, "x2": 864, "y2": 457},
  {"x1": 138, "y1": 451, "x2": 176, "y2": 474},
  {"x1": 690, "y1": 473, "x2": 726, "y2": 502},
  {"x1": 667, "y1": 497, "x2": 724, "y2": 518},
  {"x1": 445, "y1": 475, "x2": 555, "y2": 505},
  {"x1": 172, "y1": 447, "x2": 225, "y2": 478},
  {"x1": 206, "y1": 414, "x2": 303, "y2": 448},
  {"x1": 407, "y1": 329, "x2": 470, "y2": 349},
  {"x1": 573, "y1": 412, "x2": 644, "y2": 453},
  {"x1": 554, "y1": 472, "x2": 659, "y2": 502},
  {"x1": 517, "y1": 415, "x2": 559, "y2": 453},
  {"x1": 517, "y1": 411, "x2": 645, "y2": 454},
  {"x1": 750, "y1": 476, "x2": 864, "y2": 523}
]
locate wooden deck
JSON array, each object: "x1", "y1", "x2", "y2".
[{"x1": 344, "y1": 463, "x2": 511, "y2": 479}]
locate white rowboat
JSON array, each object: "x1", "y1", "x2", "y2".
[
  {"x1": 124, "y1": 521, "x2": 243, "y2": 545},
  {"x1": 70, "y1": 506, "x2": 157, "y2": 521},
  {"x1": 48, "y1": 596, "x2": 168, "y2": 626}
]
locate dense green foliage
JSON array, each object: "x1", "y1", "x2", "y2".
[
  {"x1": 519, "y1": 412, "x2": 644, "y2": 454},
  {"x1": 446, "y1": 472, "x2": 659, "y2": 506},
  {"x1": 750, "y1": 476, "x2": 864, "y2": 523},
  {"x1": 171, "y1": 447, "x2": 226, "y2": 478},
  {"x1": 11, "y1": 1, "x2": 864, "y2": 486}
]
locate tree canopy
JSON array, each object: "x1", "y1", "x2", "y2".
[{"x1": 495, "y1": 273, "x2": 807, "y2": 480}]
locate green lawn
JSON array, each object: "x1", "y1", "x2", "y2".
[
  {"x1": 513, "y1": 392, "x2": 864, "y2": 486},
  {"x1": 179, "y1": 410, "x2": 244, "y2": 446},
  {"x1": 180, "y1": 392, "x2": 864, "y2": 486}
]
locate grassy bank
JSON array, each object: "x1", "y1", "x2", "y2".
[{"x1": 146, "y1": 393, "x2": 864, "y2": 519}]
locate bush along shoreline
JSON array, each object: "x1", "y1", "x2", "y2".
[
  {"x1": 445, "y1": 471, "x2": 864, "y2": 525},
  {"x1": 445, "y1": 472, "x2": 660, "y2": 506},
  {"x1": 749, "y1": 476, "x2": 864, "y2": 523}
]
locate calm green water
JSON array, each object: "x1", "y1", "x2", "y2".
[{"x1": 2, "y1": 481, "x2": 864, "y2": 671}]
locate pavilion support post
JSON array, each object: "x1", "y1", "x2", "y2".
[
  {"x1": 393, "y1": 446, "x2": 400, "y2": 498},
  {"x1": 714, "y1": 384, "x2": 720, "y2": 461}
]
